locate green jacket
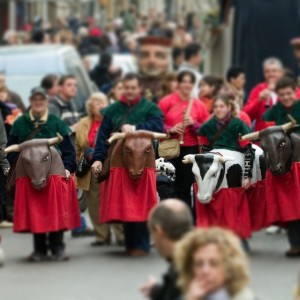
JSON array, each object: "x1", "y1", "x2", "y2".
[
  {"x1": 198, "y1": 117, "x2": 251, "y2": 152},
  {"x1": 263, "y1": 101, "x2": 300, "y2": 125},
  {"x1": 11, "y1": 112, "x2": 71, "y2": 143}
]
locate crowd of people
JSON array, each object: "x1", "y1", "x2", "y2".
[{"x1": 1, "y1": 5, "x2": 300, "y2": 300}]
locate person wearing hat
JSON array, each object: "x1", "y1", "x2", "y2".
[
  {"x1": 137, "y1": 35, "x2": 172, "y2": 103},
  {"x1": 6, "y1": 87, "x2": 80, "y2": 262}
]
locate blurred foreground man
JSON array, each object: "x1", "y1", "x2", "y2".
[
  {"x1": 141, "y1": 199, "x2": 193, "y2": 299},
  {"x1": 92, "y1": 73, "x2": 164, "y2": 256}
]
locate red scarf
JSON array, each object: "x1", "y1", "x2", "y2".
[{"x1": 120, "y1": 95, "x2": 142, "y2": 107}]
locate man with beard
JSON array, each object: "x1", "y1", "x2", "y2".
[{"x1": 137, "y1": 36, "x2": 172, "y2": 103}]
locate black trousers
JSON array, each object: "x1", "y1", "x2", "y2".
[
  {"x1": 33, "y1": 231, "x2": 65, "y2": 255},
  {"x1": 169, "y1": 146, "x2": 199, "y2": 213},
  {"x1": 287, "y1": 220, "x2": 300, "y2": 248}
]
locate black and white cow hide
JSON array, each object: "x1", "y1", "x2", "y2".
[{"x1": 183, "y1": 145, "x2": 266, "y2": 204}]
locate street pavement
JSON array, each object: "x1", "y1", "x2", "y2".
[{"x1": 0, "y1": 228, "x2": 299, "y2": 300}]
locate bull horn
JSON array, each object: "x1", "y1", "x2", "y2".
[
  {"x1": 48, "y1": 133, "x2": 63, "y2": 146},
  {"x1": 219, "y1": 156, "x2": 235, "y2": 164},
  {"x1": 240, "y1": 131, "x2": 260, "y2": 141},
  {"x1": 282, "y1": 122, "x2": 295, "y2": 132},
  {"x1": 287, "y1": 114, "x2": 297, "y2": 124},
  {"x1": 152, "y1": 132, "x2": 168, "y2": 139},
  {"x1": 4, "y1": 144, "x2": 20, "y2": 153},
  {"x1": 107, "y1": 132, "x2": 126, "y2": 144},
  {"x1": 182, "y1": 154, "x2": 195, "y2": 164}
]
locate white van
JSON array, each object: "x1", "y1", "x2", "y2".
[{"x1": 0, "y1": 44, "x2": 97, "y2": 111}]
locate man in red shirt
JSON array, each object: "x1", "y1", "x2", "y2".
[{"x1": 243, "y1": 57, "x2": 284, "y2": 131}]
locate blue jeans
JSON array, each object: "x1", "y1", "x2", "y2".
[
  {"x1": 72, "y1": 215, "x2": 87, "y2": 233},
  {"x1": 124, "y1": 222, "x2": 150, "y2": 252}
]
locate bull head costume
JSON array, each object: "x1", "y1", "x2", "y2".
[
  {"x1": 241, "y1": 119, "x2": 300, "y2": 175},
  {"x1": 108, "y1": 130, "x2": 166, "y2": 180},
  {"x1": 4, "y1": 134, "x2": 65, "y2": 190}
]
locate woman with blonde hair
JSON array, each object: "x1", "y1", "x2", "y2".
[
  {"x1": 174, "y1": 228, "x2": 255, "y2": 300},
  {"x1": 75, "y1": 92, "x2": 124, "y2": 246}
]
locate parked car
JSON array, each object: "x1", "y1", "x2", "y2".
[
  {"x1": 87, "y1": 53, "x2": 137, "y2": 75},
  {"x1": 0, "y1": 44, "x2": 97, "y2": 112}
]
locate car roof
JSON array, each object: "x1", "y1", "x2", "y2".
[
  {"x1": 0, "y1": 44, "x2": 77, "y2": 75},
  {"x1": 0, "y1": 44, "x2": 74, "y2": 56}
]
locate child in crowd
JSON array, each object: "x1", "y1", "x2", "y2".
[{"x1": 199, "y1": 76, "x2": 223, "y2": 113}]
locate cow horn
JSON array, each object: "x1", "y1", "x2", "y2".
[
  {"x1": 240, "y1": 131, "x2": 260, "y2": 141},
  {"x1": 48, "y1": 133, "x2": 63, "y2": 146},
  {"x1": 281, "y1": 122, "x2": 294, "y2": 131},
  {"x1": 4, "y1": 144, "x2": 20, "y2": 153},
  {"x1": 152, "y1": 132, "x2": 168, "y2": 139},
  {"x1": 182, "y1": 155, "x2": 195, "y2": 164},
  {"x1": 219, "y1": 156, "x2": 235, "y2": 164},
  {"x1": 107, "y1": 132, "x2": 126, "y2": 144}
]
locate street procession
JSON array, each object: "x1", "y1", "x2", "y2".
[{"x1": 1, "y1": 1, "x2": 300, "y2": 300}]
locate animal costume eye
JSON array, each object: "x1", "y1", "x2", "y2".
[{"x1": 279, "y1": 142, "x2": 285, "y2": 148}]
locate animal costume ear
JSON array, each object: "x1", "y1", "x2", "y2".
[
  {"x1": 182, "y1": 155, "x2": 195, "y2": 164},
  {"x1": 218, "y1": 156, "x2": 235, "y2": 164}
]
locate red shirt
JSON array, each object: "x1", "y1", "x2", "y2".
[
  {"x1": 158, "y1": 92, "x2": 209, "y2": 147},
  {"x1": 239, "y1": 111, "x2": 251, "y2": 128},
  {"x1": 88, "y1": 120, "x2": 101, "y2": 148},
  {"x1": 243, "y1": 82, "x2": 269, "y2": 131},
  {"x1": 200, "y1": 96, "x2": 214, "y2": 113}
]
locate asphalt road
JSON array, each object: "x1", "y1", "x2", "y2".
[{"x1": 0, "y1": 228, "x2": 299, "y2": 300}]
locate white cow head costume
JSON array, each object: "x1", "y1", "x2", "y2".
[{"x1": 183, "y1": 146, "x2": 265, "y2": 204}]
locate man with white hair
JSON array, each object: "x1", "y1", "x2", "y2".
[{"x1": 243, "y1": 57, "x2": 284, "y2": 131}]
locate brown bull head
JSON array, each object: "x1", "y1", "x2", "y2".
[
  {"x1": 5, "y1": 134, "x2": 63, "y2": 190},
  {"x1": 108, "y1": 131, "x2": 166, "y2": 180},
  {"x1": 241, "y1": 119, "x2": 296, "y2": 175}
]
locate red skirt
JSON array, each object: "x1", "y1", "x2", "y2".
[
  {"x1": 265, "y1": 162, "x2": 300, "y2": 224},
  {"x1": 14, "y1": 175, "x2": 81, "y2": 233},
  {"x1": 246, "y1": 180, "x2": 267, "y2": 231},
  {"x1": 100, "y1": 167, "x2": 158, "y2": 222},
  {"x1": 194, "y1": 184, "x2": 251, "y2": 238}
]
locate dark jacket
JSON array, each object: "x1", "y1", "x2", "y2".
[
  {"x1": 0, "y1": 111, "x2": 9, "y2": 171},
  {"x1": 9, "y1": 90, "x2": 26, "y2": 113},
  {"x1": 151, "y1": 264, "x2": 182, "y2": 300},
  {"x1": 89, "y1": 53, "x2": 117, "y2": 90},
  {"x1": 48, "y1": 96, "x2": 81, "y2": 127}
]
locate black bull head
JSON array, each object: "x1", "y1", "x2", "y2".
[
  {"x1": 241, "y1": 121, "x2": 300, "y2": 175},
  {"x1": 4, "y1": 134, "x2": 65, "y2": 190}
]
